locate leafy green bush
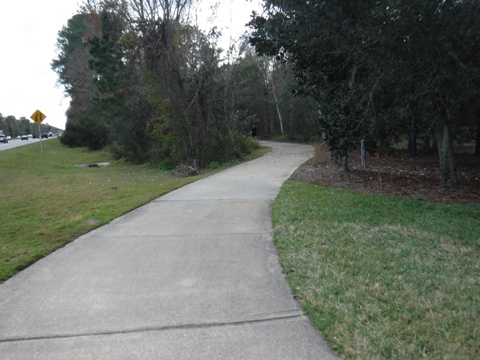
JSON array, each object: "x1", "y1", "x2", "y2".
[{"x1": 208, "y1": 161, "x2": 221, "y2": 169}]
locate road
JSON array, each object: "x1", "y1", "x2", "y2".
[{"x1": 0, "y1": 137, "x2": 52, "y2": 151}]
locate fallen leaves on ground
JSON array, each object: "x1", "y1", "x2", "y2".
[{"x1": 290, "y1": 146, "x2": 480, "y2": 204}]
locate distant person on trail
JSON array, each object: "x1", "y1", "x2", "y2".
[{"x1": 251, "y1": 124, "x2": 258, "y2": 139}]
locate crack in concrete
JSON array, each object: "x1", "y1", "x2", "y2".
[{"x1": 0, "y1": 311, "x2": 304, "y2": 344}]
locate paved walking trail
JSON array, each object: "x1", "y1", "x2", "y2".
[{"x1": 0, "y1": 141, "x2": 339, "y2": 359}]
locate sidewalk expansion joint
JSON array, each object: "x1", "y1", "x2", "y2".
[
  {"x1": 153, "y1": 198, "x2": 274, "y2": 203},
  {"x1": 0, "y1": 311, "x2": 305, "y2": 344},
  {"x1": 96, "y1": 231, "x2": 274, "y2": 239}
]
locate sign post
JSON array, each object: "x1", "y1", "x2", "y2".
[{"x1": 30, "y1": 110, "x2": 47, "y2": 153}]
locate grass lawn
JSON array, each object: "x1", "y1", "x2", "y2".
[
  {"x1": 273, "y1": 181, "x2": 480, "y2": 360},
  {"x1": 0, "y1": 139, "x2": 267, "y2": 282}
]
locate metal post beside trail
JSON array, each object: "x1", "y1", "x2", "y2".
[{"x1": 360, "y1": 139, "x2": 366, "y2": 168}]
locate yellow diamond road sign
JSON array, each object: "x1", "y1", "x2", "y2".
[{"x1": 31, "y1": 109, "x2": 47, "y2": 125}]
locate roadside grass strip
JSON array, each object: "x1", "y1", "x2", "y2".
[
  {"x1": 273, "y1": 181, "x2": 480, "y2": 360},
  {"x1": 0, "y1": 139, "x2": 266, "y2": 282}
]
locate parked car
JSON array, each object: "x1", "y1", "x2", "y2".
[
  {"x1": 41, "y1": 133, "x2": 49, "y2": 139},
  {"x1": 21, "y1": 135, "x2": 28, "y2": 140},
  {"x1": 0, "y1": 135, "x2": 8, "y2": 143}
]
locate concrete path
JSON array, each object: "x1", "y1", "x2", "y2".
[{"x1": 0, "y1": 141, "x2": 339, "y2": 359}]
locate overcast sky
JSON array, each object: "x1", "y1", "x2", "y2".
[{"x1": 0, "y1": 0, "x2": 261, "y2": 130}]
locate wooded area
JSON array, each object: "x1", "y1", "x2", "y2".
[
  {"x1": 51, "y1": 0, "x2": 304, "y2": 168},
  {"x1": 249, "y1": 0, "x2": 480, "y2": 186},
  {"x1": 52, "y1": 0, "x2": 479, "y2": 185}
]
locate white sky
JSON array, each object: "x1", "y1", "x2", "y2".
[{"x1": 0, "y1": 0, "x2": 261, "y2": 130}]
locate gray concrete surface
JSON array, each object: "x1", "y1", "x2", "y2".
[{"x1": 0, "y1": 141, "x2": 340, "y2": 359}]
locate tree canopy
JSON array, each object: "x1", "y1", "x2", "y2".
[
  {"x1": 52, "y1": 0, "x2": 322, "y2": 168},
  {"x1": 51, "y1": 0, "x2": 480, "y2": 184},
  {"x1": 52, "y1": 0, "x2": 261, "y2": 166},
  {"x1": 249, "y1": 0, "x2": 480, "y2": 185}
]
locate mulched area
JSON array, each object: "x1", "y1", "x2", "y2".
[{"x1": 290, "y1": 146, "x2": 480, "y2": 204}]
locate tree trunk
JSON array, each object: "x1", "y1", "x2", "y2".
[
  {"x1": 265, "y1": 100, "x2": 269, "y2": 137},
  {"x1": 341, "y1": 154, "x2": 349, "y2": 172},
  {"x1": 435, "y1": 113, "x2": 458, "y2": 186},
  {"x1": 270, "y1": 74, "x2": 284, "y2": 137}
]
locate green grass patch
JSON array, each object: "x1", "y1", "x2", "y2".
[
  {"x1": 273, "y1": 181, "x2": 480, "y2": 359},
  {"x1": 0, "y1": 139, "x2": 268, "y2": 282}
]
